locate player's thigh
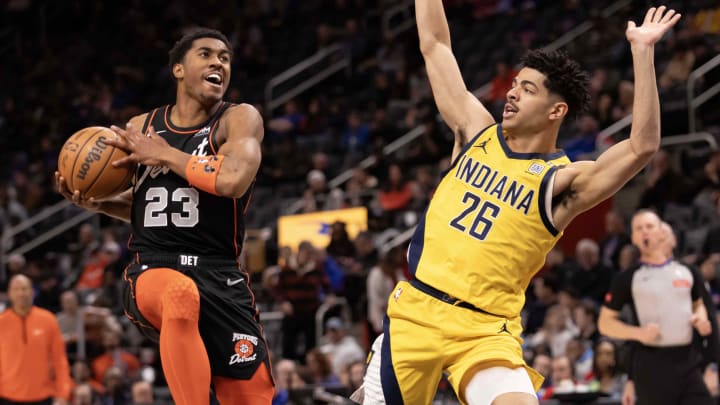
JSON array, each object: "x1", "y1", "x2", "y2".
[
  {"x1": 134, "y1": 267, "x2": 197, "y2": 327},
  {"x1": 463, "y1": 366, "x2": 537, "y2": 405},
  {"x1": 211, "y1": 363, "x2": 273, "y2": 405}
]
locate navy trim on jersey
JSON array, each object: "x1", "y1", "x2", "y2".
[
  {"x1": 381, "y1": 316, "x2": 404, "y2": 405},
  {"x1": 538, "y1": 165, "x2": 559, "y2": 236},
  {"x1": 440, "y1": 123, "x2": 495, "y2": 177},
  {"x1": 407, "y1": 213, "x2": 427, "y2": 277},
  {"x1": 496, "y1": 124, "x2": 567, "y2": 161}
]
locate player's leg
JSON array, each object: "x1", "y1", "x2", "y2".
[
  {"x1": 380, "y1": 315, "x2": 443, "y2": 405},
  {"x1": 135, "y1": 267, "x2": 211, "y2": 405},
  {"x1": 462, "y1": 367, "x2": 538, "y2": 405},
  {"x1": 361, "y1": 333, "x2": 385, "y2": 405},
  {"x1": 212, "y1": 363, "x2": 274, "y2": 405}
]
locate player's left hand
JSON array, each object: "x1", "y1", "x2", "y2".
[
  {"x1": 107, "y1": 123, "x2": 170, "y2": 167},
  {"x1": 625, "y1": 6, "x2": 681, "y2": 47},
  {"x1": 691, "y1": 313, "x2": 712, "y2": 336}
]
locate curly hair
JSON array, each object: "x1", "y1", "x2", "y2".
[
  {"x1": 168, "y1": 27, "x2": 232, "y2": 78},
  {"x1": 521, "y1": 49, "x2": 591, "y2": 121}
]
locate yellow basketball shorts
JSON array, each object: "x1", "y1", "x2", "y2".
[{"x1": 379, "y1": 280, "x2": 543, "y2": 405}]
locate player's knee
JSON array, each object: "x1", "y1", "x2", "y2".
[{"x1": 161, "y1": 277, "x2": 200, "y2": 321}]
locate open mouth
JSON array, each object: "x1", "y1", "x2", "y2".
[
  {"x1": 503, "y1": 103, "x2": 518, "y2": 118},
  {"x1": 204, "y1": 73, "x2": 223, "y2": 87}
]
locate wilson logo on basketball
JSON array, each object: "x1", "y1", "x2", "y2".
[
  {"x1": 229, "y1": 333, "x2": 258, "y2": 365},
  {"x1": 77, "y1": 136, "x2": 109, "y2": 180}
]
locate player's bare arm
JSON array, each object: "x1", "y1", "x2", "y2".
[
  {"x1": 551, "y1": 6, "x2": 681, "y2": 230},
  {"x1": 212, "y1": 103, "x2": 264, "y2": 197},
  {"x1": 54, "y1": 114, "x2": 147, "y2": 222},
  {"x1": 416, "y1": 0, "x2": 494, "y2": 161},
  {"x1": 107, "y1": 104, "x2": 262, "y2": 199}
]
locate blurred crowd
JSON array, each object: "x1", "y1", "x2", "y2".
[{"x1": 1, "y1": 0, "x2": 720, "y2": 403}]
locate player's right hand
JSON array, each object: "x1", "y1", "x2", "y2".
[
  {"x1": 637, "y1": 323, "x2": 660, "y2": 344},
  {"x1": 54, "y1": 171, "x2": 101, "y2": 211}
]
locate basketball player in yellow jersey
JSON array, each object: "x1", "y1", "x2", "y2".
[{"x1": 379, "y1": 4, "x2": 681, "y2": 405}]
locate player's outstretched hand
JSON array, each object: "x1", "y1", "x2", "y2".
[
  {"x1": 107, "y1": 123, "x2": 169, "y2": 167},
  {"x1": 54, "y1": 171, "x2": 101, "y2": 211},
  {"x1": 626, "y1": 6, "x2": 681, "y2": 47}
]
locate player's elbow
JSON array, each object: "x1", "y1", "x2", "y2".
[{"x1": 216, "y1": 176, "x2": 253, "y2": 199}]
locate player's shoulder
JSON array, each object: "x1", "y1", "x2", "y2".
[
  {"x1": 222, "y1": 103, "x2": 262, "y2": 122},
  {"x1": 32, "y1": 306, "x2": 57, "y2": 320}
]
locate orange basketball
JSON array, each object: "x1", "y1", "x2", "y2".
[{"x1": 58, "y1": 126, "x2": 135, "y2": 200}]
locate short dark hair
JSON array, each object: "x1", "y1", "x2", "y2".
[
  {"x1": 168, "y1": 27, "x2": 232, "y2": 74},
  {"x1": 521, "y1": 49, "x2": 590, "y2": 121}
]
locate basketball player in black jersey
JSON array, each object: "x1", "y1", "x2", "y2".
[{"x1": 55, "y1": 28, "x2": 273, "y2": 405}]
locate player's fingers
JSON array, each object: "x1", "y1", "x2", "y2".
[
  {"x1": 643, "y1": 7, "x2": 656, "y2": 24},
  {"x1": 660, "y1": 8, "x2": 676, "y2": 23},
  {"x1": 669, "y1": 13, "x2": 682, "y2": 26},
  {"x1": 147, "y1": 125, "x2": 158, "y2": 138},
  {"x1": 653, "y1": 6, "x2": 666, "y2": 22},
  {"x1": 626, "y1": 21, "x2": 636, "y2": 31},
  {"x1": 110, "y1": 125, "x2": 128, "y2": 139},
  {"x1": 111, "y1": 155, "x2": 135, "y2": 168}
]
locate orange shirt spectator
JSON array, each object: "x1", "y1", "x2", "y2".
[
  {"x1": 0, "y1": 275, "x2": 72, "y2": 404},
  {"x1": 91, "y1": 329, "x2": 140, "y2": 383}
]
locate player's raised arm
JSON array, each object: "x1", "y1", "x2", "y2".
[
  {"x1": 416, "y1": 0, "x2": 494, "y2": 160},
  {"x1": 551, "y1": 6, "x2": 681, "y2": 230}
]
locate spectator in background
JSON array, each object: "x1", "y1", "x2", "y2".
[
  {"x1": 659, "y1": 41, "x2": 695, "y2": 91},
  {"x1": 72, "y1": 360, "x2": 105, "y2": 398},
  {"x1": 301, "y1": 170, "x2": 329, "y2": 213},
  {"x1": 618, "y1": 244, "x2": 640, "y2": 272},
  {"x1": 129, "y1": 380, "x2": 153, "y2": 405},
  {"x1": 541, "y1": 355, "x2": 576, "y2": 400},
  {"x1": 57, "y1": 290, "x2": 82, "y2": 357},
  {"x1": 599, "y1": 211, "x2": 631, "y2": 269},
  {"x1": 563, "y1": 114, "x2": 599, "y2": 161},
  {"x1": 305, "y1": 349, "x2": 341, "y2": 387},
  {"x1": 367, "y1": 246, "x2": 407, "y2": 337},
  {"x1": 525, "y1": 304, "x2": 577, "y2": 357},
  {"x1": 91, "y1": 328, "x2": 140, "y2": 384},
  {"x1": 524, "y1": 275, "x2": 559, "y2": 335},
  {"x1": 573, "y1": 299, "x2": 601, "y2": 345},
  {"x1": 585, "y1": 339, "x2": 626, "y2": 399},
  {"x1": 482, "y1": 59, "x2": 517, "y2": 117},
  {"x1": 565, "y1": 238, "x2": 613, "y2": 304},
  {"x1": 326, "y1": 221, "x2": 355, "y2": 259},
  {"x1": 319, "y1": 317, "x2": 365, "y2": 379},
  {"x1": 638, "y1": 148, "x2": 688, "y2": 214},
  {"x1": 0, "y1": 274, "x2": 72, "y2": 405},
  {"x1": 341, "y1": 110, "x2": 371, "y2": 161},
  {"x1": 272, "y1": 359, "x2": 306, "y2": 405},
  {"x1": 565, "y1": 337, "x2": 593, "y2": 381},
  {"x1": 274, "y1": 241, "x2": 331, "y2": 361},
  {"x1": 377, "y1": 163, "x2": 414, "y2": 222},
  {"x1": 99, "y1": 367, "x2": 130, "y2": 405},
  {"x1": 72, "y1": 384, "x2": 96, "y2": 405}
]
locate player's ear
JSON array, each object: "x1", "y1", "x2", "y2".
[
  {"x1": 549, "y1": 102, "x2": 568, "y2": 121},
  {"x1": 172, "y1": 63, "x2": 184, "y2": 80}
]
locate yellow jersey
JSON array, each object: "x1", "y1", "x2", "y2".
[{"x1": 408, "y1": 124, "x2": 571, "y2": 318}]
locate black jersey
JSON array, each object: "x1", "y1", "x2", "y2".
[{"x1": 129, "y1": 102, "x2": 252, "y2": 259}]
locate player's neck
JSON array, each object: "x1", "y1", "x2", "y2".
[
  {"x1": 170, "y1": 98, "x2": 223, "y2": 128},
  {"x1": 504, "y1": 128, "x2": 558, "y2": 154}
]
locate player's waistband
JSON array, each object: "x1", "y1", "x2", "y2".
[
  {"x1": 135, "y1": 252, "x2": 239, "y2": 269},
  {"x1": 410, "y1": 279, "x2": 501, "y2": 317}
]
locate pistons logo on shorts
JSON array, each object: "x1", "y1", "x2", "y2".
[{"x1": 229, "y1": 333, "x2": 258, "y2": 365}]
